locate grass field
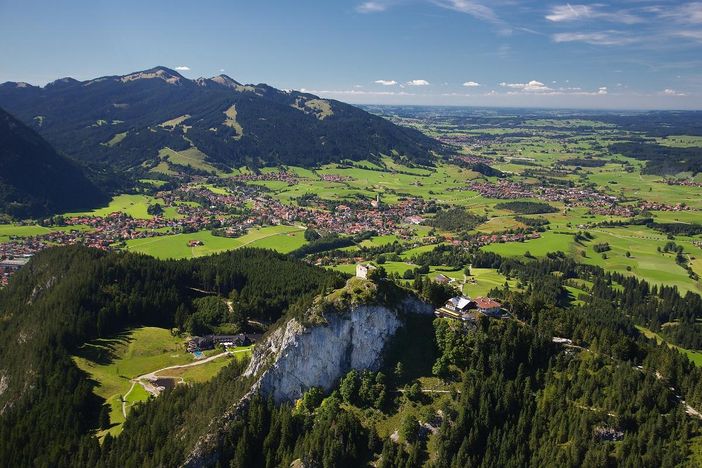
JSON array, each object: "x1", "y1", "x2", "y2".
[
  {"x1": 482, "y1": 231, "x2": 574, "y2": 258},
  {"x1": 154, "y1": 346, "x2": 252, "y2": 383},
  {"x1": 73, "y1": 327, "x2": 202, "y2": 436},
  {"x1": 580, "y1": 227, "x2": 702, "y2": 294},
  {"x1": 66, "y1": 194, "x2": 156, "y2": 219},
  {"x1": 159, "y1": 147, "x2": 220, "y2": 174},
  {"x1": 73, "y1": 326, "x2": 246, "y2": 437},
  {"x1": 243, "y1": 158, "x2": 485, "y2": 206},
  {"x1": 0, "y1": 224, "x2": 92, "y2": 243},
  {"x1": 636, "y1": 325, "x2": 702, "y2": 367},
  {"x1": 481, "y1": 227, "x2": 702, "y2": 295},
  {"x1": 125, "y1": 225, "x2": 306, "y2": 259},
  {"x1": 329, "y1": 262, "x2": 514, "y2": 298}
]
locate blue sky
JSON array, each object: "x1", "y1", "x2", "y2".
[{"x1": 1, "y1": 0, "x2": 701, "y2": 109}]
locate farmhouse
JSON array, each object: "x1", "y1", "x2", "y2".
[
  {"x1": 435, "y1": 295, "x2": 505, "y2": 321},
  {"x1": 355, "y1": 263, "x2": 376, "y2": 279},
  {"x1": 187, "y1": 239, "x2": 204, "y2": 247},
  {"x1": 434, "y1": 274, "x2": 452, "y2": 284},
  {"x1": 186, "y1": 333, "x2": 258, "y2": 352},
  {"x1": 445, "y1": 295, "x2": 473, "y2": 313},
  {"x1": 474, "y1": 297, "x2": 502, "y2": 317},
  {"x1": 434, "y1": 295, "x2": 475, "y2": 321}
]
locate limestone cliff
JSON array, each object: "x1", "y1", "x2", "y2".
[{"x1": 182, "y1": 284, "x2": 431, "y2": 467}]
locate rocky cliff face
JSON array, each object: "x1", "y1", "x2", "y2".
[
  {"x1": 182, "y1": 295, "x2": 432, "y2": 467},
  {"x1": 246, "y1": 304, "x2": 400, "y2": 402}
]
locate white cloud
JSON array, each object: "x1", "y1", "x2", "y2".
[
  {"x1": 500, "y1": 80, "x2": 550, "y2": 92},
  {"x1": 356, "y1": 1, "x2": 387, "y2": 13},
  {"x1": 524, "y1": 80, "x2": 549, "y2": 91},
  {"x1": 657, "y1": 2, "x2": 702, "y2": 25},
  {"x1": 674, "y1": 30, "x2": 702, "y2": 42},
  {"x1": 300, "y1": 88, "x2": 415, "y2": 97},
  {"x1": 598, "y1": 87, "x2": 608, "y2": 95},
  {"x1": 374, "y1": 79, "x2": 397, "y2": 86},
  {"x1": 662, "y1": 88, "x2": 686, "y2": 96},
  {"x1": 546, "y1": 4, "x2": 590, "y2": 22},
  {"x1": 463, "y1": 81, "x2": 481, "y2": 87},
  {"x1": 552, "y1": 31, "x2": 636, "y2": 46},
  {"x1": 407, "y1": 79, "x2": 430, "y2": 86},
  {"x1": 355, "y1": 1, "x2": 509, "y2": 33},
  {"x1": 546, "y1": 4, "x2": 641, "y2": 24},
  {"x1": 174, "y1": 66, "x2": 191, "y2": 71}
]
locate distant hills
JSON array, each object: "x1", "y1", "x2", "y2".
[
  {"x1": 0, "y1": 67, "x2": 441, "y2": 173},
  {"x1": 0, "y1": 107, "x2": 106, "y2": 218}
]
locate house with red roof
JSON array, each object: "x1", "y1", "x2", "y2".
[{"x1": 474, "y1": 297, "x2": 502, "y2": 317}]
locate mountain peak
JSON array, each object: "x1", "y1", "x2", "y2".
[
  {"x1": 0, "y1": 81, "x2": 36, "y2": 89},
  {"x1": 120, "y1": 66, "x2": 184, "y2": 85},
  {"x1": 209, "y1": 74, "x2": 242, "y2": 89},
  {"x1": 46, "y1": 77, "x2": 80, "y2": 88}
]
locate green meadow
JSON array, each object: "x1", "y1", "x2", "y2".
[
  {"x1": 0, "y1": 224, "x2": 92, "y2": 243},
  {"x1": 483, "y1": 226, "x2": 702, "y2": 295},
  {"x1": 125, "y1": 225, "x2": 306, "y2": 259},
  {"x1": 636, "y1": 325, "x2": 702, "y2": 367},
  {"x1": 72, "y1": 327, "x2": 199, "y2": 436},
  {"x1": 66, "y1": 194, "x2": 157, "y2": 219}
]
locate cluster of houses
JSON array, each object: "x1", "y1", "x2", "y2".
[
  {"x1": 232, "y1": 170, "x2": 299, "y2": 184},
  {"x1": 468, "y1": 180, "x2": 618, "y2": 208},
  {"x1": 591, "y1": 200, "x2": 691, "y2": 218},
  {"x1": 0, "y1": 179, "x2": 429, "y2": 262},
  {"x1": 0, "y1": 256, "x2": 30, "y2": 286},
  {"x1": 185, "y1": 333, "x2": 262, "y2": 353},
  {"x1": 665, "y1": 179, "x2": 702, "y2": 188},
  {"x1": 435, "y1": 295, "x2": 504, "y2": 321}
]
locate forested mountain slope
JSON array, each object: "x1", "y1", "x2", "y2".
[
  {"x1": 0, "y1": 107, "x2": 106, "y2": 217},
  {"x1": 2, "y1": 246, "x2": 702, "y2": 466},
  {"x1": 0, "y1": 67, "x2": 441, "y2": 171},
  {"x1": 0, "y1": 246, "x2": 344, "y2": 466}
]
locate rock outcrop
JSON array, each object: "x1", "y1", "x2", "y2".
[
  {"x1": 246, "y1": 305, "x2": 400, "y2": 402},
  {"x1": 182, "y1": 293, "x2": 431, "y2": 467}
]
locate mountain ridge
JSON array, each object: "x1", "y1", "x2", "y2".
[
  {"x1": 0, "y1": 66, "x2": 442, "y2": 172},
  {"x1": 0, "y1": 106, "x2": 106, "y2": 218}
]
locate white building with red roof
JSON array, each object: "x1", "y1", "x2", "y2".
[{"x1": 474, "y1": 297, "x2": 502, "y2": 316}]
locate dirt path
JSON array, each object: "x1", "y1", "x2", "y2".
[
  {"x1": 556, "y1": 340, "x2": 702, "y2": 420},
  {"x1": 119, "y1": 351, "x2": 241, "y2": 418},
  {"x1": 122, "y1": 381, "x2": 137, "y2": 418},
  {"x1": 134, "y1": 351, "x2": 231, "y2": 396}
]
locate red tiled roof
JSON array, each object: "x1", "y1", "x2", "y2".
[{"x1": 474, "y1": 297, "x2": 501, "y2": 309}]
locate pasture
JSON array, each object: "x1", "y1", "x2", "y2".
[
  {"x1": 72, "y1": 327, "x2": 204, "y2": 436},
  {"x1": 125, "y1": 225, "x2": 306, "y2": 259}
]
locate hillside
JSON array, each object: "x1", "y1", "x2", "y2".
[
  {"x1": 0, "y1": 67, "x2": 441, "y2": 172},
  {"x1": 0, "y1": 246, "x2": 345, "y2": 466},
  {"x1": 0, "y1": 107, "x2": 106, "y2": 218},
  {"x1": 3, "y1": 246, "x2": 702, "y2": 466}
]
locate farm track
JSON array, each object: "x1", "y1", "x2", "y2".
[{"x1": 120, "y1": 349, "x2": 251, "y2": 417}]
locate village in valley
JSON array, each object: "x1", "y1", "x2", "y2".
[{"x1": 3, "y1": 110, "x2": 702, "y2": 303}]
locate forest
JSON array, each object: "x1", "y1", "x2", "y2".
[
  {"x1": 0, "y1": 246, "x2": 344, "y2": 466},
  {"x1": 2, "y1": 244, "x2": 702, "y2": 466},
  {"x1": 610, "y1": 141, "x2": 702, "y2": 175}
]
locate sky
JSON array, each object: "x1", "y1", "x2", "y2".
[{"x1": 1, "y1": 0, "x2": 701, "y2": 109}]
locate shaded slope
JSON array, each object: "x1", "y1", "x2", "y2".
[{"x1": 0, "y1": 107, "x2": 105, "y2": 217}]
